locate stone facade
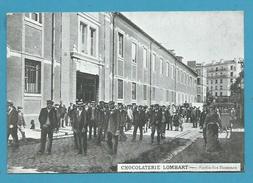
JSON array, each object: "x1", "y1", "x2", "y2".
[{"x1": 7, "y1": 12, "x2": 197, "y2": 126}]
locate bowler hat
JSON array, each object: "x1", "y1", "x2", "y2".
[
  {"x1": 76, "y1": 101, "x2": 84, "y2": 106},
  {"x1": 109, "y1": 101, "x2": 115, "y2": 105},
  {"x1": 47, "y1": 100, "x2": 54, "y2": 105},
  {"x1": 8, "y1": 100, "x2": 14, "y2": 106}
]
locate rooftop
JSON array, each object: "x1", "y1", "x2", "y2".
[{"x1": 114, "y1": 12, "x2": 198, "y2": 77}]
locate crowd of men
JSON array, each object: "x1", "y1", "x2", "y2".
[{"x1": 7, "y1": 99, "x2": 237, "y2": 156}]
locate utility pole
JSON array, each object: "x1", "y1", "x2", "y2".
[{"x1": 51, "y1": 13, "x2": 55, "y2": 101}]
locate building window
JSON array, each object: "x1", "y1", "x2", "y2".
[
  {"x1": 152, "y1": 87, "x2": 156, "y2": 100},
  {"x1": 80, "y1": 22, "x2": 88, "y2": 54},
  {"x1": 220, "y1": 79, "x2": 223, "y2": 84},
  {"x1": 24, "y1": 59, "x2": 41, "y2": 94},
  {"x1": 220, "y1": 85, "x2": 223, "y2": 90},
  {"x1": 143, "y1": 85, "x2": 147, "y2": 100},
  {"x1": 197, "y1": 87, "x2": 201, "y2": 93},
  {"x1": 178, "y1": 69, "x2": 180, "y2": 82},
  {"x1": 131, "y1": 42, "x2": 137, "y2": 63},
  {"x1": 143, "y1": 48, "x2": 147, "y2": 68},
  {"x1": 160, "y1": 58, "x2": 163, "y2": 74},
  {"x1": 215, "y1": 79, "x2": 218, "y2": 84},
  {"x1": 25, "y1": 13, "x2": 42, "y2": 24},
  {"x1": 132, "y1": 82, "x2": 136, "y2": 100},
  {"x1": 181, "y1": 71, "x2": 183, "y2": 83},
  {"x1": 197, "y1": 78, "x2": 200, "y2": 85},
  {"x1": 118, "y1": 79, "x2": 123, "y2": 99},
  {"x1": 220, "y1": 92, "x2": 223, "y2": 96},
  {"x1": 207, "y1": 80, "x2": 209, "y2": 85},
  {"x1": 216, "y1": 67, "x2": 218, "y2": 71},
  {"x1": 166, "y1": 62, "x2": 169, "y2": 77},
  {"x1": 215, "y1": 92, "x2": 218, "y2": 96},
  {"x1": 152, "y1": 53, "x2": 156, "y2": 72},
  {"x1": 215, "y1": 86, "x2": 218, "y2": 90},
  {"x1": 196, "y1": 69, "x2": 200, "y2": 75},
  {"x1": 166, "y1": 90, "x2": 169, "y2": 102},
  {"x1": 90, "y1": 28, "x2": 96, "y2": 56},
  {"x1": 118, "y1": 32, "x2": 124, "y2": 58},
  {"x1": 230, "y1": 65, "x2": 233, "y2": 70},
  {"x1": 230, "y1": 72, "x2": 233, "y2": 77},
  {"x1": 231, "y1": 79, "x2": 233, "y2": 83},
  {"x1": 172, "y1": 65, "x2": 175, "y2": 79}
]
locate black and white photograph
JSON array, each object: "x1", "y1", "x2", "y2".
[{"x1": 7, "y1": 11, "x2": 244, "y2": 173}]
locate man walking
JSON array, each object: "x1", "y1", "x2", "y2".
[
  {"x1": 151, "y1": 104, "x2": 162, "y2": 144},
  {"x1": 132, "y1": 105, "x2": 145, "y2": 141},
  {"x1": 72, "y1": 101, "x2": 88, "y2": 155},
  {"x1": 38, "y1": 100, "x2": 57, "y2": 155},
  {"x1": 7, "y1": 100, "x2": 19, "y2": 148},
  {"x1": 118, "y1": 103, "x2": 127, "y2": 141},
  {"x1": 107, "y1": 101, "x2": 120, "y2": 155},
  {"x1": 96, "y1": 101, "x2": 105, "y2": 145}
]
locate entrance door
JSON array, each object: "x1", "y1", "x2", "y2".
[{"x1": 76, "y1": 72, "x2": 99, "y2": 103}]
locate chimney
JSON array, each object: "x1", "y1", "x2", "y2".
[
  {"x1": 176, "y1": 56, "x2": 183, "y2": 62},
  {"x1": 169, "y1": 49, "x2": 176, "y2": 56}
]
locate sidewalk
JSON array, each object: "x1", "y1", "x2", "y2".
[
  {"x1": 15, "y1": 122, "x2": 237, "y2": 141},
  {"x1": 15, "y1": 126, "x2": 73, "y2": 140}
]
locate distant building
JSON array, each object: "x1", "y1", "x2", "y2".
[
  {"x1": 187, "y1": 61, "x2": 207, "y2": 103},
  {"x1": 205, "y1": 59, "x2": 241, "y2": 98},
  {"x1": 7, "y1": 12, "x2": 197, "y2": 126}
]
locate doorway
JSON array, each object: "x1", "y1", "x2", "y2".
[{"x1": 76, "y1": 71, "x2": 99, "y2": 103}]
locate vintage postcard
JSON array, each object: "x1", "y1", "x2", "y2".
[{"x1": 6, "y1": 11, "x2": 244, "y2": 173}]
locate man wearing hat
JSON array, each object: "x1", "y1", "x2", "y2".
[
  {"x1": 107, "y1": 101, "x2": 120, "y2": 154},
  {"x1": 118, "y1": 103, "x2": 127, "y2": 141},
  {"x1": 38, "y1": 100, "x2": 57, "y2": 155},
  {"x1": 132, "y1": 105, "x2": 145, "y2": 141},
  {"x1": 150, "y1": 104, "x2": 162, "y2": 144},
  {"x1": 7, "y1": 100, "x2": 19, "y2": 148},
  {"x1": 96, "y1": 101, "x2": 105, "y2": 145},
  {"x1": 17, "y1": 106, "x2": 26, "y2": 140},
  {"x1": 72, "y1": 101, "x2": 88, "y2": 155}
]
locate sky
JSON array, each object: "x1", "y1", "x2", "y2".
[{"x1": 123, "y1": 11, "x2": 244, "y2": 64}]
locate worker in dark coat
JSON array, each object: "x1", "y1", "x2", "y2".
[
  {"x1": 96, "y1": 101, "x2": 105, "y2": 145},
  {"x1": 107, "y1": 101, "x2": 120, "y2": 154},
  {"x1": 118, "y1": 103, "x2": 127, "y2": 141},
  {"x1": 7, "y1": 100, "x2": 19, "y2": 148},
  {"x1": 132, "y1": 105, "x2": 145, "y2": 141},
  {"x1": 38, "y1": 100, "x2": 57, "y2": 155},
  {"x1": 150, "y1": 104, "x2": 162, "y2": 144},
  {"x1": 72, "y1": 101, "x2": 88, "y2": 155}
]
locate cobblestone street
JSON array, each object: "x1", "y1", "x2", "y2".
[{"x1": 8, "y1": 123, "x2": 202, "y2": 173}]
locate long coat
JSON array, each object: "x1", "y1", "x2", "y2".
[
  {"x1": 151, "y1": 109, "x2": 162, "y2": 126},
  {"x1": 38, "y1": 107, "x2": 57, "y2": 129},
  {"x1": 72, "y1": 109, "x2": 88, "y2": 132},
  {"x1": 107, "y1": 108, "x2": 120, "y2": 135},
  {"x1": 96, "y1": 107, "x2": 105, "y2": 127}
]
